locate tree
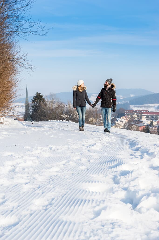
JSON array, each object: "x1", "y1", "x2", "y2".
[
  {"x1": 116, "y1": 108, "x2": 125, "y2": 118},
  {"x1": 149, "y1": 120, "x2": 153, "y2": 127},
  {"x1": 144, "y1": 125, "x2": 150, "y2": 133},
  {"x1": 1, "y1": 0, "x2": 46, "y2": 40},
  {"x1": 31, "y1": 92, "x2": 47, "y2": 121},
  {"x1": 85, "y1": 107, "x2": 102, "y2": 125},
  {"x1": 0, "y1": 0, "x2": 46, "y2": 115},
  {"x1": 0, "y1": 40, "x2": 17, "y2": 115},
  {"x1": 44, "y1": 94, "x2": 65, "y2": 121},
  {"x1": 0, "y1": 0, "x2": 17, "y2": 114},
  {"x1": 64, "y1": 101, "x2": 78, "y2": 122}
]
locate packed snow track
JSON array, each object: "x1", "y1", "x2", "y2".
[{"x1": 0, "y1": 120, "x2": 159, "y2": 240}]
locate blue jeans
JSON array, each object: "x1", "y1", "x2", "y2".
[
  {"x1": 101, "y1": 108, "x2": 112, "y2": 130},
  {"x1": 76, "y1": 106, "x2": 86, "y2": 128}
]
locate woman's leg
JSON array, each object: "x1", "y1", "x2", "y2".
[
  {"x1": 81, "y1": 106, "x2": 86, "y2": 127},
  {"x1": 76, "y1": 106, "x2": 82, "y2": 128}
]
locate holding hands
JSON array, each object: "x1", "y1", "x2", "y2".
[{"x1": 91, "y1": 103, "x2": 96, "y2": 108}]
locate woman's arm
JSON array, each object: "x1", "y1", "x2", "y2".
[
  {"x1": 73, "y1": 90, "x2": 77, "y2": 108},
  {"x1": 85, "y1": 91, "x2": 92, "y2": 106}
]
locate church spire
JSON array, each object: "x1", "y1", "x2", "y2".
[{"x1": 24, "y1": 86, "x2": 31, "y2": 121}]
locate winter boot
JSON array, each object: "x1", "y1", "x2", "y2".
[
  {"x1": 104, "y1": 128, "x2": 110, "y2": 133},
  {"x1": 79, "y1": 127, "x2": 84, "y2": 131}
]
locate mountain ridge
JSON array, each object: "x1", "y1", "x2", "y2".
[{"x1": 15, "y1": 88, "x2": 154, "y2": 104}]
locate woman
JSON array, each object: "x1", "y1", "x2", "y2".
[{"x1": 73, "y1": 80, "x2": 92, "y2": 131}]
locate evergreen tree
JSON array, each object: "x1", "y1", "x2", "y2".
[{"x1": 31, "y1": 92, "x2": 47, "y2": 121}]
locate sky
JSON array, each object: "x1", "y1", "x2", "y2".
[{"x1": 18, "y1": 0, "x2": 159, "y2": 98}]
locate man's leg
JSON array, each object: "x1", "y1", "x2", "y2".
[
  {"x1": 101, "y1": 108, "x2": 107, "y2": 129},
  {"x1": 106, "y1": 108, "x2": 112, "y2": 131}
]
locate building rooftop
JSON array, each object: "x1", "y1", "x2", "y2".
[{"x1": 142, "y1": 112, "x2": 159, "y2": 115}]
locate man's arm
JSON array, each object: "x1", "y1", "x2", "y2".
[
  {"x1": 112, "y1": 90, "x2": 117, "y2": 112},
  {"x1": 92, "y1": 90, "x2": 102, "y2": 107}
]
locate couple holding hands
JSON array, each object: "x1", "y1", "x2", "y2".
[{"x1": 73, "y1": 78, "x2": 116, "y2": 132}]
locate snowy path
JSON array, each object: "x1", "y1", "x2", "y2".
[{"x1": 0, "y1": 120, "x2": 159, "y2": 240}]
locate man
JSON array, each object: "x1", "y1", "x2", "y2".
[{"x1": 92, "y1": 78, "x2": 116, "y2": 133}]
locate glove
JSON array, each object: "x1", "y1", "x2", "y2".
[
  {"x1": 92, "y1": 103, "x2": 96, "y2": 108},
  {"x1": 112, "y1": 106, "x2": 116, "y2": 112}
]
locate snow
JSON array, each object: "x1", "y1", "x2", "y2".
[
  {"x1": 130, "y1": 104, "x2": 159, "y2": 112},
  {"x1": 0, "y1": 119, "x2": 159, "y2": 240},
  {"x1": 12, "y1": 103, "x2": 25, "y2": 114}
]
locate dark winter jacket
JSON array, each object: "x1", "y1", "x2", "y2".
[
  {"x1": 94, "y1": 83, "x2": 116, "y2": 108},
  {"x1": 73, "y1": 86, "x2": 92, "y2": 108}
]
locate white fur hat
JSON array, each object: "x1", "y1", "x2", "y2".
[{"x1": 77, "y1": 79, "x2": 84, "y2": 86}]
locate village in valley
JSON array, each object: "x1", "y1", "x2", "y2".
[{"x1": 113, "y1": 109, "x2": 159, "y2": 134}]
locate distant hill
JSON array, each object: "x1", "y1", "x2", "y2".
[
  {"x1": 15, "y1": 96, "x2": 33, "y2": 103},
  {"x1": 56, "y1": 88, "x2": 154, "y2": 104},
  {"x1": 15, "y1": 88, "x2": 154, "y2": 105},
  {"x1": 116, "y1": 89, "x2": 154, "y2": 104},
  {"x1": 116, "y1": 92, "x2": 159, "y2": 111},
  {"x1": 129, "y1": 93, "x2": 159, "y2": 105},
  {"x1": 116, "y1": 102, "x2": 130, "y2": 110},
  {"x1": 116, "y1": 89, "x2": 153, "y2": 98}
]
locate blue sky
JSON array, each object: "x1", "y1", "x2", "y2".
[{"x1": 19, "y1": 0, "x2": 159, "y2": 97}]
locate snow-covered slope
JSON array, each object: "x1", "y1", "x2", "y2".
[{"x1": 0, "y1": 120, "x2": 159, "y2": 240}]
